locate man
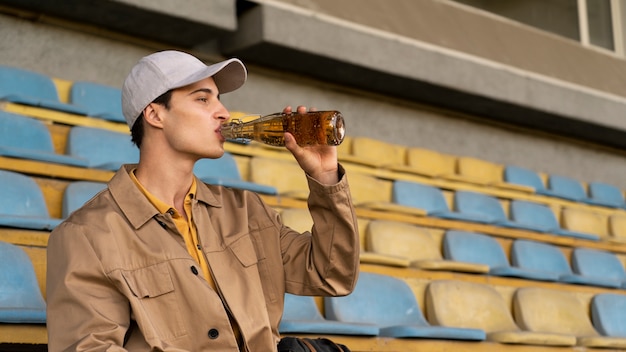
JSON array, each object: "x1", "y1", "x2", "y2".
[{"x1": 46, "y1": 50, "x2": 360, "y2": 351}]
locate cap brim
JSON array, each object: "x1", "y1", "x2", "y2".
[{"x1": 172, "y1": 58, "x2": 247, "y2": 94}]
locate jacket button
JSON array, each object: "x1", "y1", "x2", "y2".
[
  {"x1": 208, "y1": 328, "x2": 219, "y2": 339},
  {"x1": 190, "y1": 266, "x2": 198, "y2": 275}
]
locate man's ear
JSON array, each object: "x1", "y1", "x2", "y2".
[{"x1": 143, "y1": 103, "x2": 165, "y2": 129}]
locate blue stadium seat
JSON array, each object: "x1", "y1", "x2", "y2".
[
  {"x1": 587, "y1": 182, "x2": 625, "y2": 208},
  {"x1": 70, "y1": 81, "x2": 125, "y2": 122},
  {"x1": 0, "y1": 170, "x2": 61, "y2": 230},
  {"x1": 547, "y1": 175, "x2": 608, "y2": 206},
  {"x1": 0, "y1": 65, "x2": 87, "y2": 115},
  {"x1": 62, "y1": 181, "x2": 108, "y2": 218},
  {"x1": 443, "y1": 230, "x2": 557, "y2": 281},
  {"x1": 324, "y1": 272, "x2": 486, "y2": 340},
  {"x1": 279, "y1": 293, "x2": 379, "y2": 336},
  {"x1": 194, "y1": 153, "x2": 277, "y2": 195},
  {"x1": 503, "y1": 165, "x2": 562, "y2": 197},
  {"x1": 66, "y1": 126, "x2": 139, "y2": 170},
  {"x1": 0, "y1": 241, "x2": 47, "y2": 323},
  {"x1": 570, "y1": 248, "x2": 626, "y2": 289},
  {"x1": 511, "y1": 240, "x2": 618, "y2": 288},
  {"x1": 591, "y1": 293, "x2": 626, "y2": 338},
  {"x1": 509, "y1": 200, "x2": 600, "y2": 241},
  {"x1": 0, "y1": 111, "x2": 88, "y2": 167},
  {"x1": 454, "y1": 190, "x2": 545, "y2": 230},
  {"x1": 392, "y1": 181, "x2": 490, "y2": 223}
]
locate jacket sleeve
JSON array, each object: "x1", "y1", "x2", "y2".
[
  {"x1": 47, "y1": 222, "x2": 130, "y2": 352},
  {"x1": 280, "y1": 164, "x2": 360, "y2": 296}
]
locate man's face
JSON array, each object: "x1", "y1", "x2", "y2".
[{"x1": 156, "y1": 76, "x2": 230, "y2": 160}]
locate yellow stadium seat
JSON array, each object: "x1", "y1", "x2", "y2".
[
  {"x1": 366, "y1": 220, "x2": 488, "y2": 273},
  {"x1": 391, "y1": 147, "x2": 457, "y2": 178},
  {"x1": 456, "y1": 157, "x2": 534, "y2": 193},
  {"x1": 351, "y1": 137, "x2": 406, "y2": 167},
  {"x1": 249, "y1": 157, "x2": 309, "y2": 199},
  {"x1": 560, "y1": 207, "x2": 608, "y2": 239},
  {"x1": 279, "y1": 208, "x2": 313, "y2": 233},
  {"x1": 608, "y1": 214, "x2": 626, "y2": 243},
  {"x1": 513, "y1": 287, "x2": 626, "y2": 348},
  {"x1": 426, "y1": 280, "x2": 576, "y2": 346}
]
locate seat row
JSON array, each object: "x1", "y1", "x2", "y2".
[{"x1": 281, "y1": 272, "x2": 626, "y2": 348}]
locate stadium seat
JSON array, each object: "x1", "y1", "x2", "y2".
[
  {"x1": 591, "y1": 293, "x2": 626, "y2": 338},
  {"x1": 0, "y1": 65, "x2": 87, "y2": 115},
  {"x1": 425, "y1": 280, "x2": 576, "y2": 346},
  {"x1": 587, "y1": 182, "x2": 626, "y2": 208},
  {"x1": 397, "y1": 147, "x2": 459, "y2": 178},
  {"x1": 456, "y1": 157, "x2": 534, "y2": 192},
  {"x1": 62, "y1": 181, "x2": 108, "y2": 218},
  {"x1": 608, "y1": 214, "x2": 626, "y2": 242},
  {"x1": 0, "y1": 170, "x2": 61, "y2": 230},
  {"x1": 547, "y1": 174, "x2": 608, "y2": 206},
  {"x1": 350, "y1": 137, "x2": 406, "y2": 168},
  {"x1": 348, "y1": 174, "x2": 425, "y2": 216},
  {"x1": 324, "y1": 272, "x2": 486, "y2": 340},
  {"x1": 513, "y1": 287, "x2": 626, "y2": 348},
  {"x1": 509, "y1": 200, "x2": 600, "y2": 241},
  {"x1": 69, "y1": 81, "x2": 125, "y2": 122},
  {"x1": 454, "y1": 190, "x2": 544, "y2": 230},
  {"x1": 0, "y1": 111, "x2": 89, "y2": 167},
  {"x1": 194, "y1": 153, "x2": 277, "y2": 195},
  {"x1": 66, "y1": 126, "x2": 139, "y2": 170},
  {"x1": 443, "y1": 230, "x2": 557, "y2": 281},
  {"x1": 249, "y1": 157, "x2": 309, "y2": 199},
  {"x1": 570, "y1": 248, "x2": 626, "y2": 289},
  {"x1": 559, "y1": 207, "x2": 605, "y2": 241},
  {"x1": 0, "y1": 241, "x2": 47, "y2": 323},
  {"x1": 392, "y1": 181, "x2": 490, "y2": 223},
  {"x1": 366, "y1": 220, "x2": 488, "y2": 273},
  {"x1": 511, "y1": 239, "x2": 620, "y2": 287},
  {"x1": 503, "y1": 165, "x2": 563, "y2": 198},
  {"x1": 279, "y1": 293, "x2": 379, "y2": 336}
]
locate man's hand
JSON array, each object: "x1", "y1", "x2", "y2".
[{"x1": 283, "y1": 105, "x2": 339, "y2": 185}]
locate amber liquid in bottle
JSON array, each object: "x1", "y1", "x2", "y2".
[{"x1": 220, "y1": 110, "x2": 345, "y2": 147}]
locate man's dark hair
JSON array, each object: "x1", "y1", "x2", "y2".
[{"x1": 131, "y1": 90, "x2": 173, "y2": 147}]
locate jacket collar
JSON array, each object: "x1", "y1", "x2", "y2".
[{"x1": 109, "y1": 164, "x2": 222, "y2": 230}]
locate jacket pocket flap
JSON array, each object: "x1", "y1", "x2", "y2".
[
  {"x1": 122, "y1": 262, "x2": 175, "y2": 298},
  {"x1": 229, "y1": 234, "x2": 258, "y2": 268}
]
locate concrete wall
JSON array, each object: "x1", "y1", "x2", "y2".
[{"x1": 0, "y1": 2, "x2": 625, "y2": 189}]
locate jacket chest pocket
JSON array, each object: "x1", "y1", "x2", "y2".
[{"x1": 121, "y1": 262, "x2": 187, "y2": 340}]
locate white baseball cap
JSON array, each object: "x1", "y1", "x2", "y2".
[{"x1": 121, "y1": 50, "x2": 247, "y2": 128}]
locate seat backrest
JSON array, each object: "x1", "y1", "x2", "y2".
[
  {"x1": 609, "y1": 214, "x2": 626, "y2": 241},
  {"x1": 513, "y1": 287, "x2": 597, "y2": 336},
  {"x1": 560, "y1": 207, "x2": 607, "y2": 237},
  {"x1": 62, "y1": 181, "x2": 108, "y2": 218},
  {"x1": 249, "y1": 157, "x2": 308, "y2": 196},
  {"x1": 66, "y1": 126, "x2": 139, "y2": 170},
  {"x1": 509, "y1": 200, "x2": 559, "y2": 231},
  {"x1": 456, "y1": 157, "x2": 504, "y2": 184},
  {"x1": 0, "y1": 170, "x2": 49, "y2": 217},
  {"x1": 426, "y1": 280, "x2": 519, "y2": 332},
  {"x1": 510, "y1": 239, "x2": 573, "y2": 275},
  {"x1": 324, "y1": 272, "x2": 428, "y2": 327},
  {"x1": 282, "y1": 293, "x2": 324, "y2": 321},
  {"x1": 70, "y1": 81, "x2": 124, "y2": 122},
  {"x1": 571, "y1": 248, "x2": 626, "y2": 281},
  {"x1": 0, "y1": 65, "x2": 60, "y2": 102},
  {"x1": 454, "y1": 191, "x2": 506, "y2": 222},
  {"x1": 366, "y1": 220, "x2": 442, "y2": 261},
  {"x1": 548, "y1": 175, "x2": 587, "y2": 201},
  {"x1": 591, "y1": 293, "x2": 626, "y2": 337},
  {"x1": 351, "y1": 137, "x2": 406, "y2": 167},
  {"x1": 443, "y1": 230, "x2": 509, "y2": 268},
  {"x1": 405, "y1": 147, "x2": 457, "y2": 177},
  {"x1": 503, "y1": 165, "x2": 546, "y2": 191},
  {"x1": 347, "y1": 172, "x2": 393, "y2": 205},
  {"x1": 280, "y1": 208, "x2": 313, "y2": 233},
  {"x1": 392, "y1": 180, "x2": 450, "y2": 213},
  {"x1": 0, "y1": 111, "x2": 55, "y2": 152},
  {"x1": 0, "y1": 241, "x2": 47, "y2": 323},
  {"x1": 588, "y1": 182, "x2": 625, "y2": 207},
  {"x1": 194, "y1": 152, "x2": 242, "y2": 181}
]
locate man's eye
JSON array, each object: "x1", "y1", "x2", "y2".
[{"x1": 198, "y1": 97, "x2": 208, "y2": 102}]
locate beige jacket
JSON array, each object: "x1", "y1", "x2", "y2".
[{"x1": 46, "y1": 164, "x2": 359, "y2": 351}]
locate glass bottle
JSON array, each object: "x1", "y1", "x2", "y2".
[{"x1": 220, "y1": 110, "x2": 345, "y2": 147}]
